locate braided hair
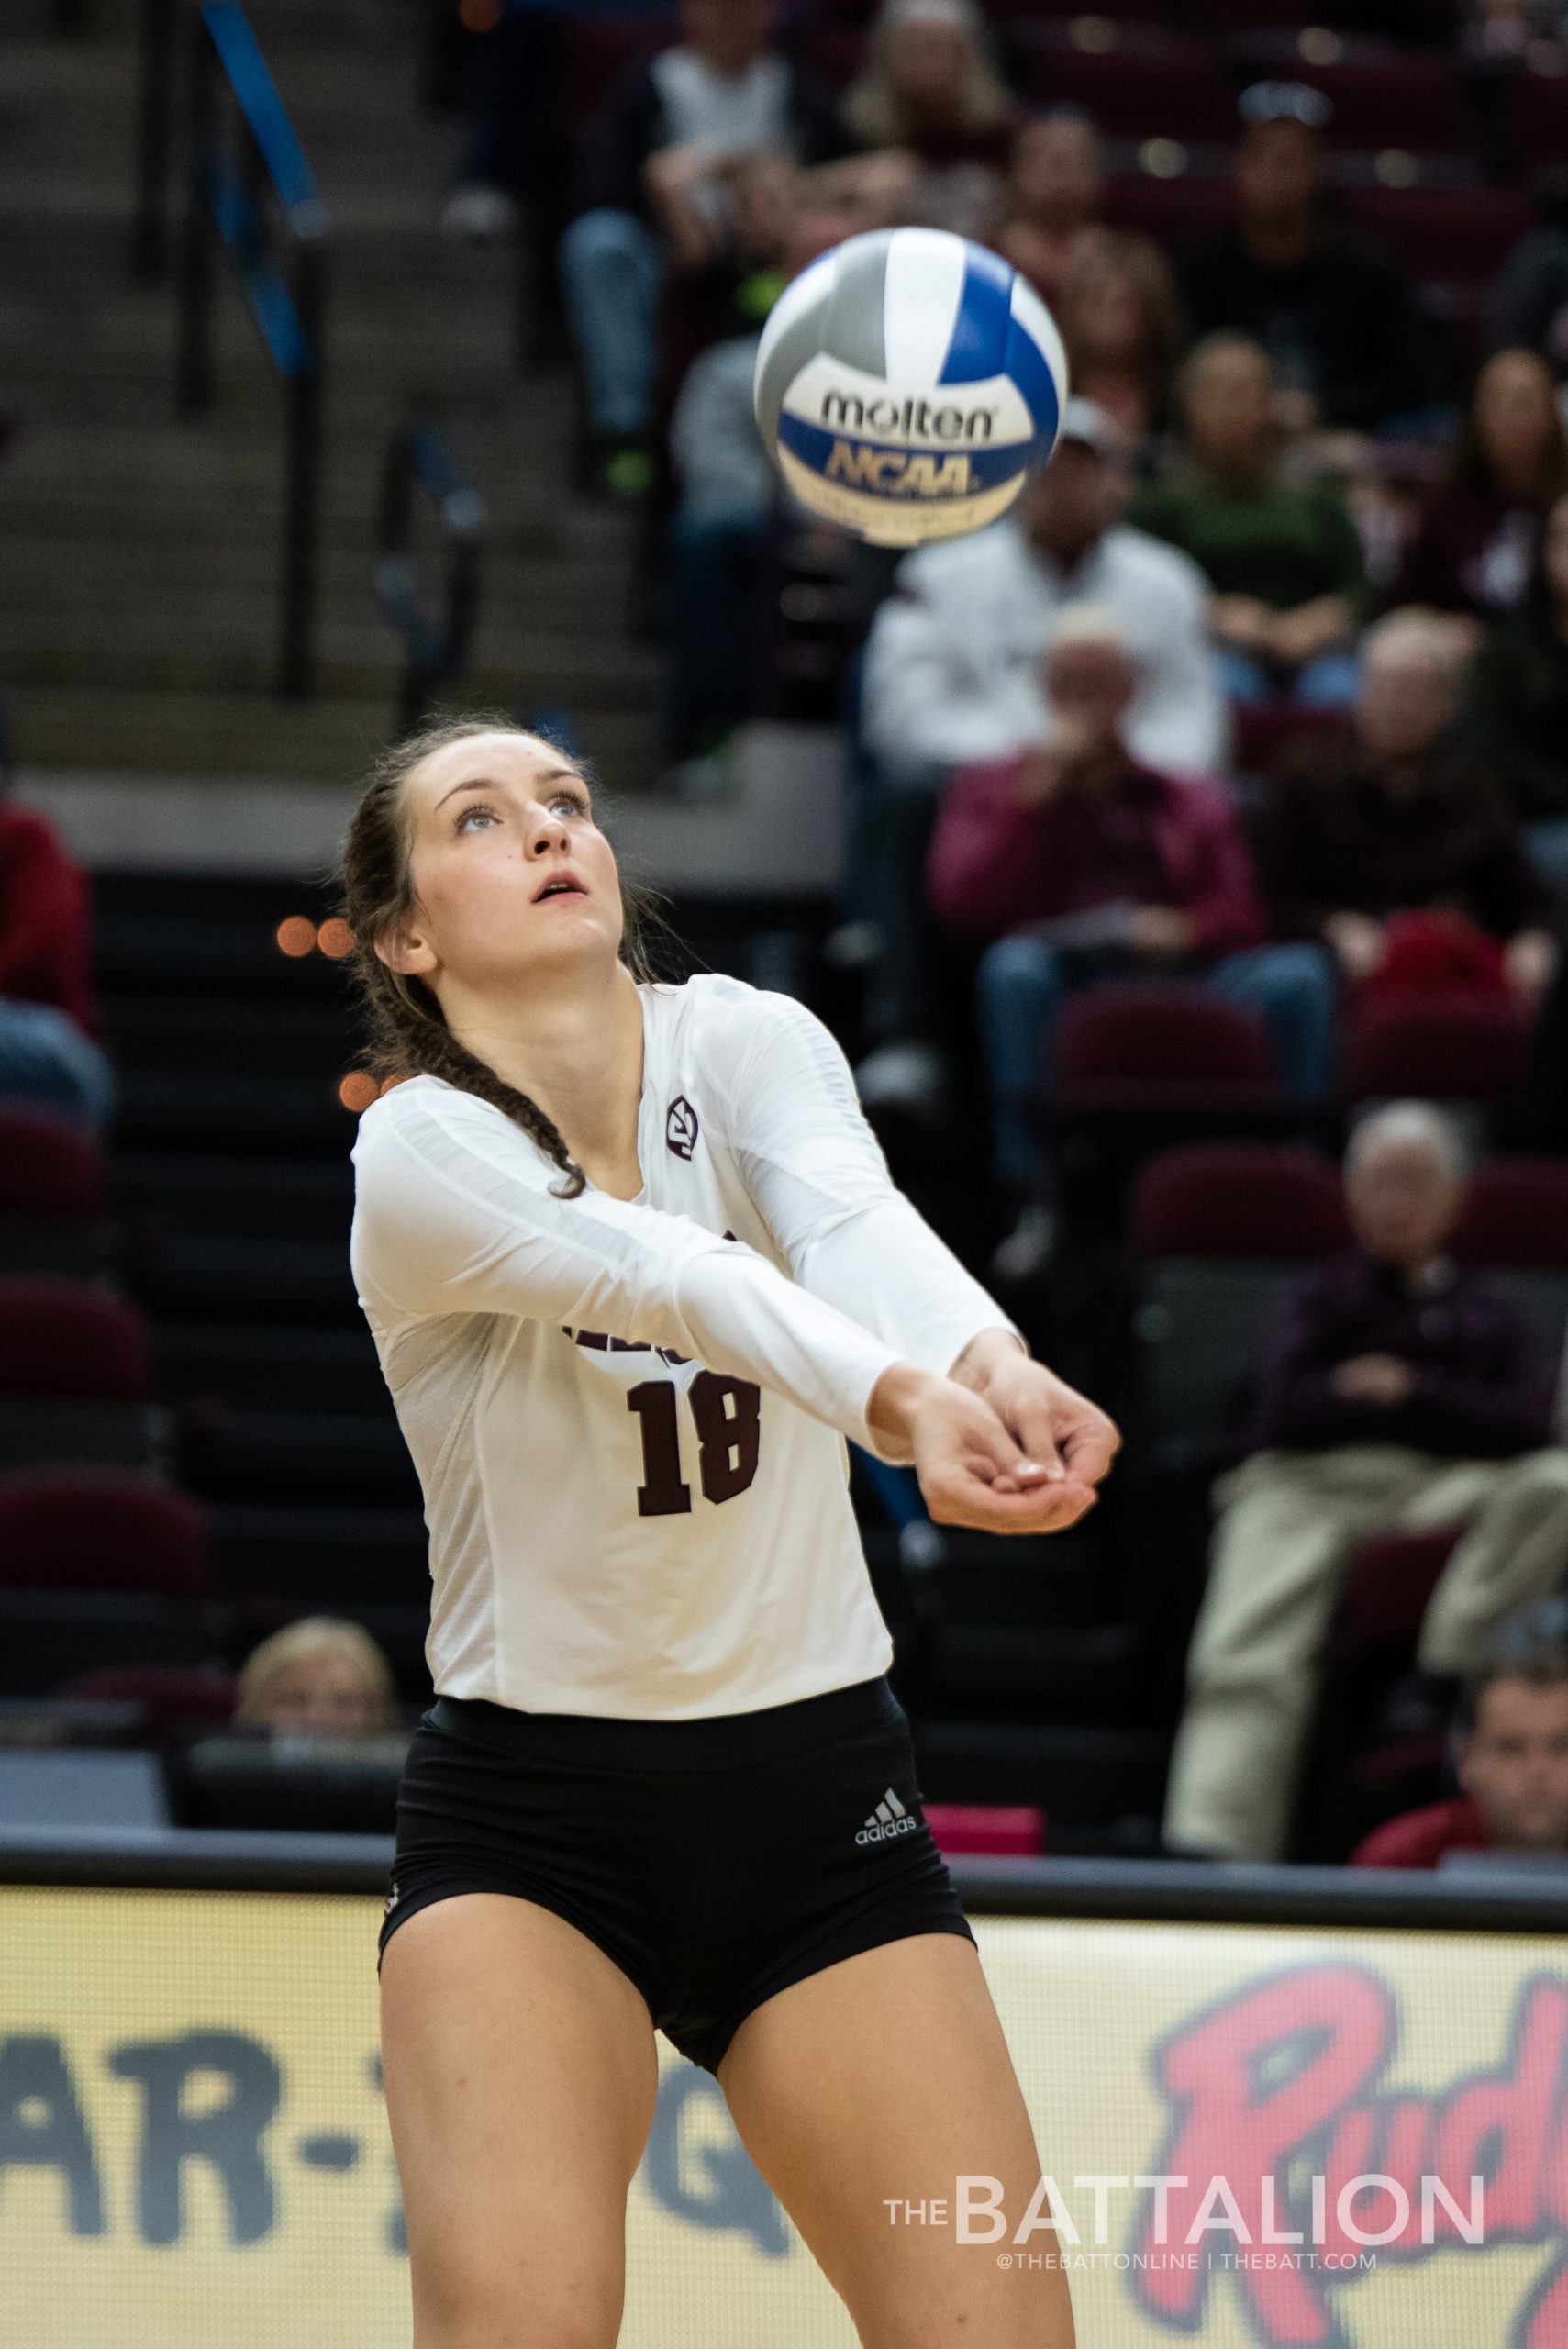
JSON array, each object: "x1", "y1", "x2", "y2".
[{"x1": 334, "y1": 714, "x2": 665, "y2": 1199}]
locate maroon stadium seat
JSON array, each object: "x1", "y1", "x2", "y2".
[
  {"x1": 1060, "y1": 985, "x2": 1278, "y2": 1098},
  {"x1": 1455, "y1": 1159, "x2": 1568, "y2": 1268},
  {"x1": 54, "y1": 1662, "x2": 238, "y2": 1733},
  {"x1": 1346, "y1": 991, "x2": 1531, "y2": 1105},
  {"x1": 0, "y1": 1278, "x2": 153, "y2": 1400},
  {"x1": 0, "y1": 1466, "x2": 210, "y2": 1595},
  {"x1": 1338, "y1": 1527, "x2": 1461, "y2": 1652},
  {"x1": 1132, "y1": 1142, "x2": 1348, "y2": 1260},
  {"x1": 1342, "y1": 185, "x2": 1533, "y2": 287},
  {"x1": 0, "y1": 1108, "x2": 104, "y2": 1220},
  {"x1": 1507, "y1": 63, "x2": 1568, "y2": 168},
  {"x1": 1017, "y1": 30, "x2": 1237, "y2": 145}
]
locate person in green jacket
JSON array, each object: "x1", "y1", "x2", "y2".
[
  {"x1": 1129, "y1": 330, "x2": 1368, "y2": 708},
  {"x1": 1468, "y1": 488, "x2": 1568, "y2": 895}
]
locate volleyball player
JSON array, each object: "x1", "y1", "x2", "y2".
[{"x1": 339, "y1": 718, "x2": 1118, "y2": 2349}]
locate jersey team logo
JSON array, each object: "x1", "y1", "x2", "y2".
[{"x1": 665, "y1": 1096, "x2": 700, "y2": 1159}]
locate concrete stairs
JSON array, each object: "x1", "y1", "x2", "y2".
[{"x1": 0, "y1": 0, "x2": 664, "y2": 784}]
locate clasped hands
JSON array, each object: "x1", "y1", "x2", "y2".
[{"x1": 867, "y1": 1329, "x2": 1120, "y2": 1535}]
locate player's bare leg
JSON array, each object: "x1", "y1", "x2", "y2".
[{"x1": 717, "y1": 1932, "x2": 1075, "y2": 2348}]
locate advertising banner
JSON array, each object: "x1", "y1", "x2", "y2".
[{"x1": 0, "y1": 1887, "x2": 1558, "y2": 2346}]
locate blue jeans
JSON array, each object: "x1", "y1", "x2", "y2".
[
  {"x1": 1213, "y1": 647, "x2": 1360, "y2": 708},
  {"x1": 975, "y1": 937, "x2": 1336, "y2": 1187},
  {"x1": 0, "y1": 998, "x2": 117, "y2": 1131},
  {"x1": 558, "y1": 206, "x2": 664, "y2": 439},
  {"x1": 665, "y1": 504, "x2": 766, "y2": 758},
  {"x1": 1524, "y1": 817, "x2": 1568, "y2": 898}
]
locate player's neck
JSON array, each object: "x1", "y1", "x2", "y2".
[{"x1": 451, "y1": 962, "x2": 648, "y2": 1196}]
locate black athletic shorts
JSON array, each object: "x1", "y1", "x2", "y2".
[{"x1": 376, "y1": 1671, "x2": 975, "y2": 2076}]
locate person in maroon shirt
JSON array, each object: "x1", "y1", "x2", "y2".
[
  {"x1": 0, "y1": 786, "x2": 114, "y2": 1130},
  {"x1": 1164, "y1": 1103, "x2": 1568, "y2": 1863},
  {"x1": 1353, "y1": 1609, "x2": 1568, "y2": 1869},
  {"x1": 926, "y1": 607, "x2": 1334, "y2": 1274}
]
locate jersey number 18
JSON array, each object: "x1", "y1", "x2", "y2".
[{"x1": 626, "y1": 1375, "x2": 762, "y2": 1514}]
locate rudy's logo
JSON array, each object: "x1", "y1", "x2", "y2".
[
  {"x1": 825, "y1": 441, "x2": 973, "y2": 500},
  {"x1": 1132, "y1": 1962, "x2": 1566, "y2": 2346},
  {"x1": 665, "y1": 1096, "x2": 699, "y2": 1159}
]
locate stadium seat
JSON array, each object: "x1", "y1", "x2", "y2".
[
  {"x1": 1342, "y1": 185, "x2": 1533, "y2": 287},
  {"x1": 1131, "y1": 1144, "x2": 1347, "y2": 1464},
  {"x1": 1338, "y1": 1527, "x2": 1462, "y2": 1653},
  {"x1": 0, "y1": 1464, "x2": 210, "y2": 1594},
  {"x1": 1457, "y1": 1159, "x2": 1568, "y2": 1268},
  {"x1": 53, "y1": 1662, "x2": 239, "y2": 1737},
  {"x1": 1345, "y1": 990, "x2": 1531, "y2": 1107},
  {"x1": 0, "y1": 1108, "x2": 108, "y2": 1275},
  {"x1": 1506, "y1": 62, "x2": 1568, "y2": 168},
  {"x1": 1060, "y1": 985, "x2": 1279, "y2": 1097},
  {"x1": 1015, "y1": 28, "x2": 1237, "y2": 145},
  {"x1": 912, "y1": 1719, "x2": 1171, "y2": 1857},
  {"x1": 0, "y1": 1276, "x2": 166, "y2": 1473}
]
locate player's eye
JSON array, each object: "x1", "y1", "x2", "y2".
[{"x1": 453, "y1": 803, "x2": 497, "y2": 833}]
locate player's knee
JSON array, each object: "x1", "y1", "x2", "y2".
[{"x1": 415, "y1": 2269, "x2": 622, "y2": 2349}]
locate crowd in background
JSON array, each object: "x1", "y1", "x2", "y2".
[{"x1": 5, "y1": 0, "x2": 1568, "y2": 1869}]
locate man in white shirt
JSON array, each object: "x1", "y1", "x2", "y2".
[
  {"x1": 851, "y1": 399, "x2": 1229, "y2": 1121},
  {"x1": 862, "y1": 398, "x2": 1229, "y2": 781}
]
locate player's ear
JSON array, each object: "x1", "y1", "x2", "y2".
[{"x1": 373, "y1": 918, "x2": 438, "y2": 978}]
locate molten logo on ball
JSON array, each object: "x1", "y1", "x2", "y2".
[{"x1": 754, "y1": 226, "x2": 1067, "y2": 549}]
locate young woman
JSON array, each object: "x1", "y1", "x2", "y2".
[{"x1": 339, "y1": 718, "x2": 1118, "y2": 2349}]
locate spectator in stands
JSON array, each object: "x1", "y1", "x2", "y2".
[
  {"x1": 559, "y1": 0, "x2": 848, "y2": 496},
  {"x1": 1056, "y1": 229, "x2": 1186, "y2": 451},
  {"x1": 1254, "y1": 608, "x2": 1557, "y2": 1008},
  {"x1": 664, "y1": 161, "x2": 883, "y2": 759},
  {"x1": 234, "y1": 1617, "x2": 400, "y2": 1738},
  {"x1": 1389, "y1": 350, "x2": 1568, "y2": 625},
  {"x1": 1352, "y1": 1603, "x2": 1568, "y2": 1869},
  {"x1": 841, "y1": 0, "x2": 1016, "y2": 171},
  {"x1": 1130, "y1": 332, "x2": 1370, "y2": 707},
  {"x1": 927, "y1": 607, "x2": 1335, "y2": 1275},
  {"x1": 1176, "y1": 82, "x2": 1442, "y2": 437},
  {"x1": 0, "y1": 771, "x2": 114, "y2": 1132},
  {"x1": 1469, "y1": 488, "x2": 1568, "y2": 893},
  {"x1": 1164, "y1": 1101, "x2": 1568, "y2": 1865},
  {"x1": 995, "y1": 106, "x2": 1106, "y2": 312},
  {"x1": 863, "y1": 397, "x2": 1226, "y2": 780},
  {"x1": 853, "y1": 399, "x2": 1227, "y2": 1119}
]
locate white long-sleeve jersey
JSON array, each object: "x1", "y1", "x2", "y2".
[{"x1": 349, "y1": 974, "x2": 1021, "y2": 1719}]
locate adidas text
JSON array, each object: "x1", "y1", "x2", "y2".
[{"x1": 856, "y1": 1787, "x2": 917, "y2": 1845}]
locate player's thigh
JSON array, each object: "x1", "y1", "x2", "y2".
[
  {"x1": 379, "y1": 1891, "x2": 660, "y2": 2349},
  {"x1": 717, "y1": 1932, "x2": 1074, "y2": 2349}
]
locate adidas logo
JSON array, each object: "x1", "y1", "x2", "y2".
[
  {"x1": 855, "y1": 1787, "x2": 918, "y2": 1845},
  {"x1": 384, "y1": 1883, "x2": 401, "y2": 1916}
]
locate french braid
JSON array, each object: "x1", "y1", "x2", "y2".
[{"x1": 334, "y1": 714, "x2": 665, "y2": 1200}]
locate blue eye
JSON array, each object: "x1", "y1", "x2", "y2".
[{"x1": 455, "y1": 804, "x2": 496, "y2": 832}]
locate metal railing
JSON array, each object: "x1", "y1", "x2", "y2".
[
  {"x1": 175, "y1": 1, "x2": 328, "y2": 698},
  {"x1": 374, "y1": 420, "x2": 486, "y2": 735}
]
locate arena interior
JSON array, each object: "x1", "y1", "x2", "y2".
[{"x1": 4, "y1": 1, "x2": 1568, "y2": 2343}]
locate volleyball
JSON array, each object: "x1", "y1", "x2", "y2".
[{"x1": 752, "y1": 226, "x2": 1068, "y2": 548}]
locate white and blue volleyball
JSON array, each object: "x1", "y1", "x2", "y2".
[{"x1": 753, "y1": 227, "x2": 1068, "y2": 547}]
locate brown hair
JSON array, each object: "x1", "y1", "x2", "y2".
[
  {"x1": 334, "y1": 713, "x2": 667, "y2": 1200},
  {"x1": 1058, "y1": 229, "x2": 1187, "y2": 412}
]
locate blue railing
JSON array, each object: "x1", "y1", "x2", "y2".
[
  {"x1": 174, "y1": 1, "x2": 329, "y2": 697},
  {"x1": 374, "y1": 421, "x2": 487, "y2": 735}
]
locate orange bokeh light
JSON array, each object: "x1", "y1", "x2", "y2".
[
  {"x1": 339, "y1": 1072, "x2": 380, "y2": 1113},
  {"x1": 316, "y1": 917, "x2": 353, "y2": 959},
  {"x1": 275, "y1": 916, "x2": 317, "y2": 957}
]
